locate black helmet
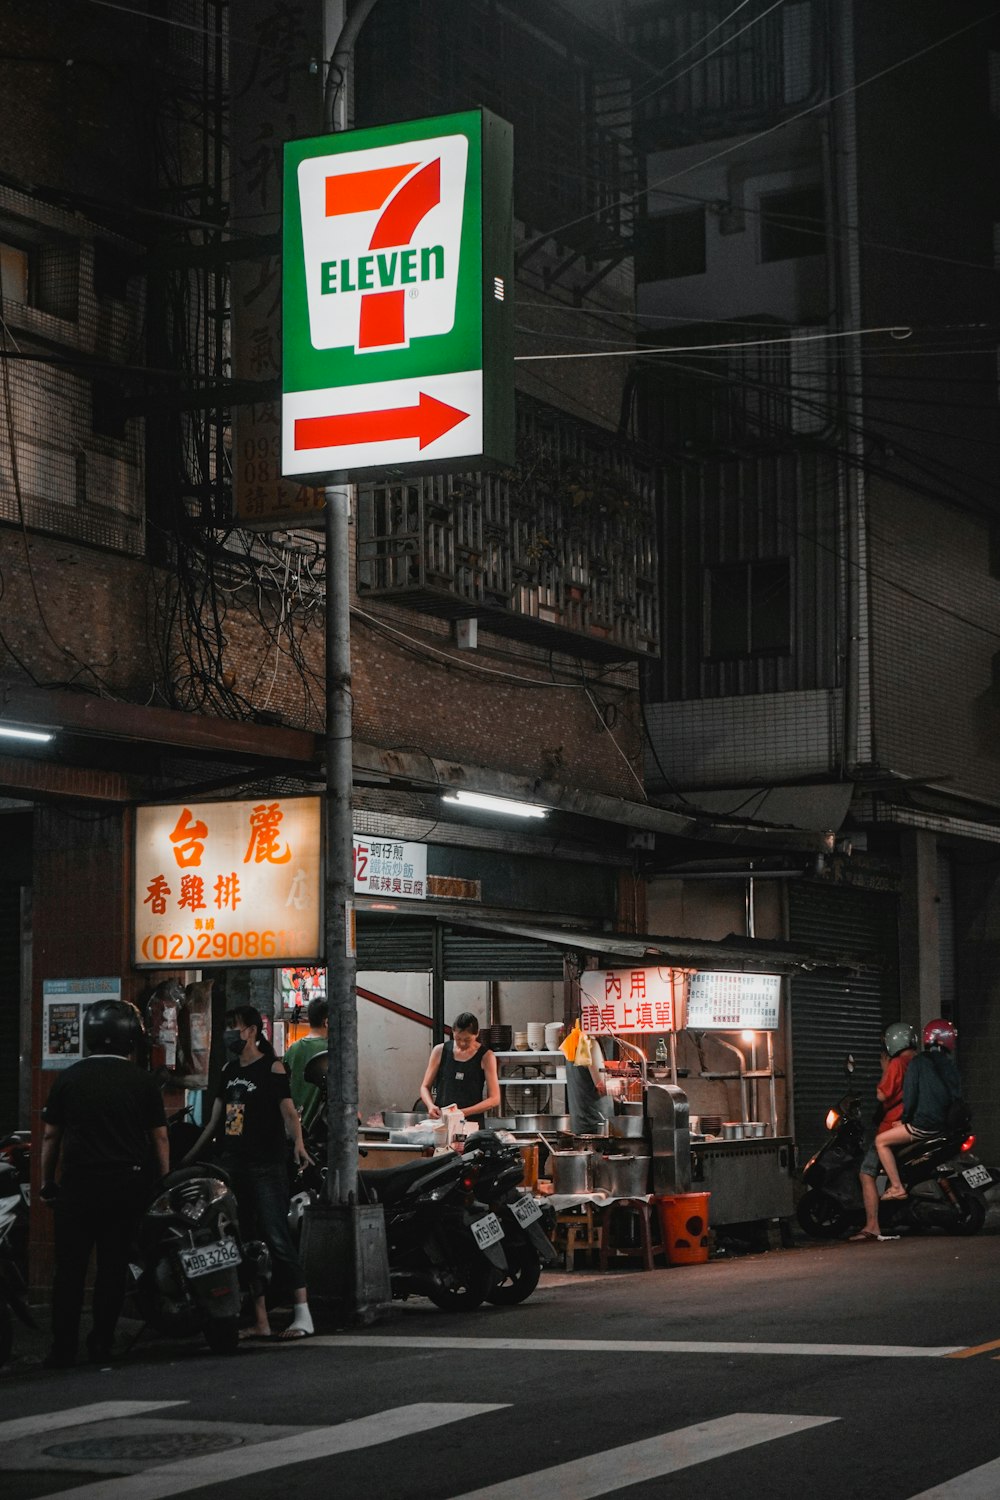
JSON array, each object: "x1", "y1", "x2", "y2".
[{"x1": 84, "y1": 1000, "x2": 145, "y2": 1058}]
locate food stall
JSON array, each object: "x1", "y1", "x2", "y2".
[{"x1": 576, "y1": 964, "x2": 795, "y2": 1227}]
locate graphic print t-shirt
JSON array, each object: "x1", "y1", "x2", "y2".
[{"x1": 215, "y1": 1054, "x2": 291, "y2": 1165}]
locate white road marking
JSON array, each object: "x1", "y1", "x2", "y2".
[
  {"x1": 446, "y1": 1412, "x2": 838, "y2": 1499},
  {"x1": 0, "y1": 1402, "x2": 187, "y2": 1445},
  {"x1": 41, "y1": 1402, "x2": 506, "y2": 1500},
  {"x1": 308, "y1": 1333, "x2": 963, "y2": 1359},
  {"x1": 908, "y1": 1457, "x2": 1000, "y2": 1498}
]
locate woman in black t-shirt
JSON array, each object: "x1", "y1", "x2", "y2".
[{"x1": 184, "y1": 1006, "x2": 313, "y2": 1339}]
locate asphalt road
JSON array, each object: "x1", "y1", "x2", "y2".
[{"x1": 2, "y1": 1229, "x2": 1000, "y2": 1500}]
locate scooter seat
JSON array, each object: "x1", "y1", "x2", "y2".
[
  {"x1": 359, "y1": 1154, "x2": 459, "y2": 1206},
  {"x1": 896, "y1": 1131, "x2": 950, "y2": 1162}
]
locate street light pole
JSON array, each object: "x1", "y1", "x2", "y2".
[{"x1": 298, "y1": 0, "x2": 390, "y2": 1322}]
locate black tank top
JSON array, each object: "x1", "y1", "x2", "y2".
[{"x1": 435, "y1": 1041, "x2": 490, "y2": 1109}]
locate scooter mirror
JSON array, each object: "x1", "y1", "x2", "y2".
[{"x1": 844, "y1": 1053, "x2": 855, "y2": 1075}]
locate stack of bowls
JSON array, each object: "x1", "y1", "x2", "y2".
[
  {"x1": 527, "y1": 1021, "x2": 547, "y2": 1051},
  {"x1": 544, "y1": 1021, "x2": 565, "y2": 1052}
]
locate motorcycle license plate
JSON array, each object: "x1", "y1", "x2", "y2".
[
  {"x1": 961, "y1": 1164, "x2": 991, "y2": 1190},
  {"x1": 510, "y1": 1195, "x2": 542, "y2": 1228},
  {"x1": 179, "y1": 1239, "x2": 241, "y2": 1279},
  {"x1": 471, "y1": 1213, "x2": 504, "y2": 1251}
]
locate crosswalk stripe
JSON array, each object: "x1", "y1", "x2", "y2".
[
  {"x1": 308, "y1": 1333, "x2": 962, "y2": 1359},
  {"x1": 0, "y1": 1402, "x2": 187, "y2": 1445},
  {"x1": 446, "y1": 1412, "x2": 838, "y2": 1500},
  {"x1": 41, "y1": 1402, "x2": 507, "y2": 1500},
  {"x1": 907, "y1": 1457, "x2": 1000, "y2": 1499}
]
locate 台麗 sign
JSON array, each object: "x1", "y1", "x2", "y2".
[
  {"x1": 579, "y1": 967, "x2": 686, "y2": 1034},
  {"x1": 134, "y1": 797, "x2": 322, "y2": 968},
  {"x1": 282, "y1": 109, "x2": 514, "y2": 480}
]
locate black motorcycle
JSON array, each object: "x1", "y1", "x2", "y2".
[
  {"x1": 358, "y1": 1147, "x2": 508, "y2": 1311},
  {"x1": 128, "y1": 1164, "x2": 269, "y2": 1355},
  {"x1": 798, "y1": 1088, "x2": 997, "y2": 1240},
  {"x1": 462, "y1": 1130, "x2": 556, "y2": 1304},
  {"x1": 0, "y1": 1136, "x2": 34, "y2": 1366}
]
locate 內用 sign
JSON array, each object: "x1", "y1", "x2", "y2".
[{"x1": 282, "y1": 109, "x2": 513, "y2": 480}]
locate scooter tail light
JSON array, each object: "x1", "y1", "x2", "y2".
[
  {"x1": 825, "y1": 1108, "x2": 841, "y2": 1131},
  {"x1": 961, "y1": 1134, "x2": 976, "y2": 1152},
  {"x1": 460, "y1": 1173, "x2": 477, "y2": 1193}
]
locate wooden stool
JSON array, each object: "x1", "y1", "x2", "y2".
[
  {"x1": 597, "y1": 1198, "x2": 658, "y2": 1272},
  {"x1": 553, "y1": 1204, "x2": 603, "y2": 1270}
]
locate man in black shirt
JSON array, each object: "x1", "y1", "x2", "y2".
[{"x1": 40, "y1": 999, "x2": 168, "y2": 1368}]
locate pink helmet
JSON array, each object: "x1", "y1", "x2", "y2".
[{"x1": 922, "y1": 1018, "x2": 958, "y2": 1051}]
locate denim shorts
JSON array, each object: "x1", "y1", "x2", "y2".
[{"x1": 860, "y1": 1142, "x2": 881, "y2": 1177}]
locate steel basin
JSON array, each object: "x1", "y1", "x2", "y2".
[
  {"x1": 609, "y1": 1113, "x2": 646, "y2": 1138},
  {"x1": 593, "y1": 1154, "x2": 650, "y2": 1196},
  {"x1": 549, "y1": 1150, "x2": 593, "y2": 1194},
  {"x1": 383, "y1": 1111, "x2": 429, "y2": 1129},
  {"x1": 515, "y1": 1114, "x2": 572, "y2": 1134}
]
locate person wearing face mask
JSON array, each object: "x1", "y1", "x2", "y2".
[{"x1": 183, "y1": 1006, "x2": 313, "y2": 1339}]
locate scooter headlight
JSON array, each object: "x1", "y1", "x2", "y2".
[
  {"x1": 148, "y1": 1177, "x2": 230, "y2": 1222},
  {"x1": 825, "y1": 1108, "x2": 842, "y2": 1131}
]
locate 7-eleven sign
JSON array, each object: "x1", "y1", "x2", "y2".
[{"x1": 282, "y1": 110, "x2": 513, "y2": 480}]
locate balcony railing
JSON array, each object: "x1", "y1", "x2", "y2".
[{"x1": 356, "y1": 399, "x2": 659, "y2": 661}]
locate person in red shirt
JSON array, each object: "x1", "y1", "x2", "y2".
[{"x1": 849, "y1": 1022, "x2": 918, "y2": 1241}]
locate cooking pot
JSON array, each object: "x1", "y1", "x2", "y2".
[
  {"x1": 594, "y1": 1154, "x2": 650, "y2": 1196},
  {"x1": 383, "y1": 1111, "x2": 429, "y2": 1129},
  {"x1": 609, "y1": 1113, "x2": 646, "y2": 1139},
  {"x1": 744, "y1": 1121, "x2": 769, "y2": 1138},
  {"x1": 722, "y1": 1122, "x2": 744, "y2": 1141},
  {"x1": 549, "y1": 1150, "x2": 593, "y2": 1194},
  {"x1": 616, "y1": 1101, "x2": 644, "y2": 1118},
  {"x1": 515, "y1": 1114, "x2": 572, "y2": 1134}
]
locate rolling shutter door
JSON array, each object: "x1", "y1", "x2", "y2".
[{"x1": 788, "y1": 880, "x2": 899, "y2": 1159}]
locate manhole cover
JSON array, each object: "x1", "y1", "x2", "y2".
[{"x1": 45, "y1": 1432, "x2": 245, "y2": 1462}]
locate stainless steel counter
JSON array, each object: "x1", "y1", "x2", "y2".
[{"x1": 691, "y1": 1136, "x2": 795, "y2": 1224}]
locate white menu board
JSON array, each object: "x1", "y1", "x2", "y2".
[{"x1": 687, "y1": 971, "x2": 781, "y2": 1031}]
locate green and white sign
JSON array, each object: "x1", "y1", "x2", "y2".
[{"x1": 282, "y1": 109, "x2": 513, "y2": 480}]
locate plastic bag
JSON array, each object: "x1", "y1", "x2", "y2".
[
  {"x1": 575, "y1": 1031, "x2": 593, "y2": 1067},
  {"x1": 560, "y1": 1022, "x2": 582, "y2": 1063}
]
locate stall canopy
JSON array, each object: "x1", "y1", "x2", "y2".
[{"x1": 429, "y1": 915, "x2": 868, "y2": 976}]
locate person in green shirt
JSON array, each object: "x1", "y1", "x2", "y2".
[{"x1": 283, "y1": 999, "x2": 328, "y2": 1134}]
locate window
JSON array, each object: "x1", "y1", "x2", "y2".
[
  {"x1": 759, "y1": 185, "x2": 825, "y2": 262},
  {"x1": 0, "y1": 241, "x2": 30, "y2": 305},
  {"x1": 706, "y1": 558, "x2": 791, "y2": 658},
  {"x1": 636, "y1": 206, "x2": 706, "y2": 280}
]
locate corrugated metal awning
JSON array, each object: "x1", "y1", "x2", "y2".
[{"x1": 444, "y1": 916, "x2": 866, "y2": 976}]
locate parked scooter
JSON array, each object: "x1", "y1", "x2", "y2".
[
  {"x1": 798, "y1": 1062, "x2": 997, "y2": 1239},
  {"x1": 461, "y1": 1130, "x2": 556, "y2": 1304},
  {"x1": 0, "y1": 1134, "x2": 34, "y2": 1366},
  {"x1": 358, "y1": 1146, "x2": 508, "y2": 1311},
  {"x1": 127, "y1": 1164, "x2": 270, "y2": 1354}
]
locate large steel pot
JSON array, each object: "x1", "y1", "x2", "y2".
[
  {"x1": 609, "y1": 1113, "x2": 646, "y2": 1138},
  {"x1": 515, "y1": 1114, "x2": 572, "y2": 1134},
  {"x1": 383, "y1": 1111, "x2": 429, "y2": 1129},
  {"x1": 549, "y1": 1150, "x2": 593, "y2": 1194},
  {"x1": 594, "y1": 1154, "x2": 651, "y2": 1197}
]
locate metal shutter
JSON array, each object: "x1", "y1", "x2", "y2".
[
  {"x1": 442, "y1": 929, "x2": 565, "y2": 982},
  {"x1": 788, "y1": 881, "x2": 900, "y2": 1159},
  {"x1": 356, "y1": 917, "x2": 436, "y2": 972}
]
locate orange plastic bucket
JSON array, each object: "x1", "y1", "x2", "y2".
[{"x1": 657, "y1": 1192, "x2": 711, "y2": 1265}]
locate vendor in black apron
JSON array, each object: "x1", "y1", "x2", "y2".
[{"x1": 420, "y1": 1012, "x2": 501, "y2": 1119}]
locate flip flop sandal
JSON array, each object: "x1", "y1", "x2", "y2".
[{"x1": 848, "y1": 1230, "x2": 879, "y2": 1241}]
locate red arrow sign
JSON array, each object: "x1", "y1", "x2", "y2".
[{"x1": 294, "y1": 392, "x2": 468, "y2": 453}]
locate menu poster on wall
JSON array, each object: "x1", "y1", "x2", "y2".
[
  {"x1": 578, "y1": 967, "x2": 685, "y2": 1034},
  {"x1": 42, "y1": 977, "x2": 122, "y2": 1069},
  {"x1": 353, "y1": 836, "x2": 427, "y2": 900},
  {"x1": 686, "y1": 972, "x2": 782, "y2": 1031}
]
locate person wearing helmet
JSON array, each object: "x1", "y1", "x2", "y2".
[
  {"x1": 849, "y1": 1021, "x2": 918, "y2": 1241},
  {"x1": 39, "y1": 999, "x2": 169, "y2": 1368},
  {"x1": 875, "y1": 1017, "x2": 962, "y2": 1199}
]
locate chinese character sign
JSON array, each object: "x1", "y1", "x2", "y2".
[
  {"x1": 353, "y1": 836, "x2": 427, "y2": 900},
  {"x1": 134, "y1": 797, "x2": 322, "y2": 968},
  {"x1": 686, "y1": 972, "x2": 782, "y2": 1031},
  {"x1": 578, "y1": 967, "x2": 685, "y2": 1034}
]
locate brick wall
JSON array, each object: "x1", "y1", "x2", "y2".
[{"x1": 0, "y1": 528, "x2": 643, "y2": 800}]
